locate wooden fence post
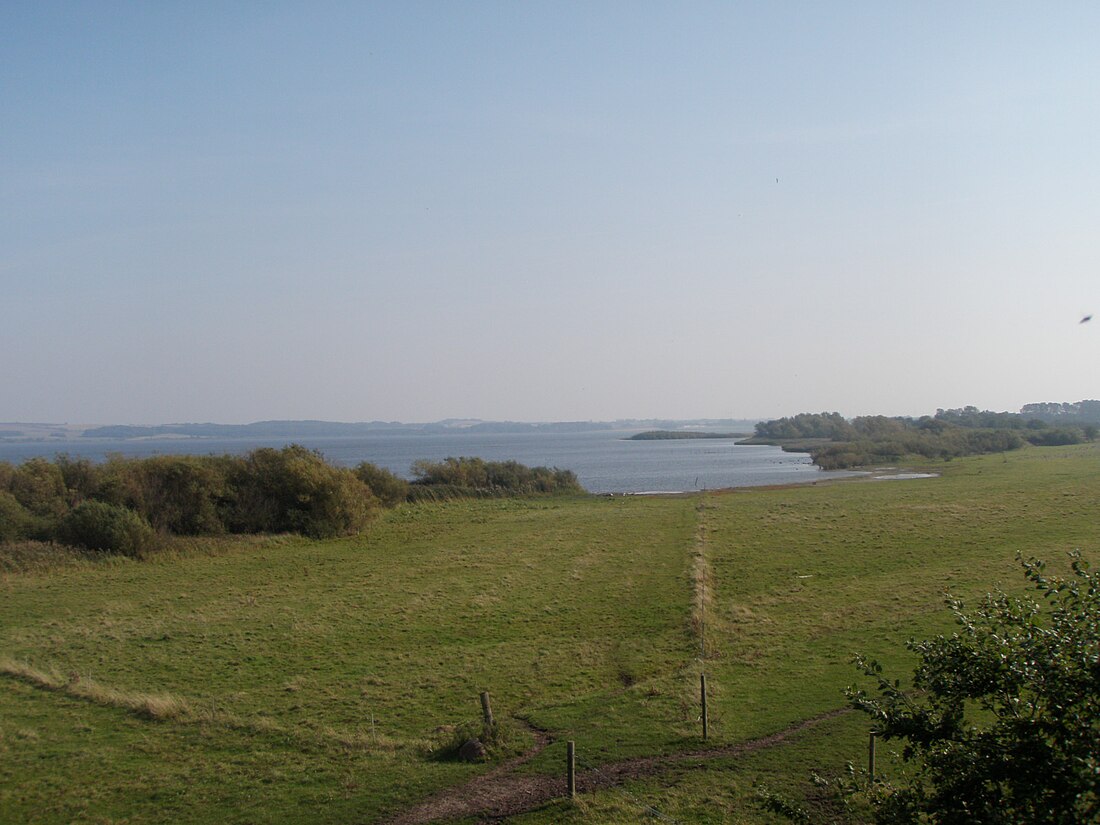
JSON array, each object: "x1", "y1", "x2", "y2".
[
  {"x1": 480, "y1": 691, "x2": 494, "y2": 729},
  {"x1": 567, "y1": 740, "x2": 576, "y2": 798},
  {"x1": 701, "y1": 672, "x2": 709, "y2": 740}
]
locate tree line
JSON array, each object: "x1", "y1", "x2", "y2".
[
  {"x1": 1020, "y1": 398, "x2": 1100, "y2": 424},
  {"x1": 752, "y1": 408, "x2": 1097, "y2": 469},
  {"x1": 0, "y1": 448, "x2": 583, "y2": 556}
]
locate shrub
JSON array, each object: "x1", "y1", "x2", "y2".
[
  {"x1": 409, "y1": 457, "x2": 584, "y2": 497},
  {"x1": 54, "y1": 454, "x2": 101, "y2": 503},
  {"x1": 128, "y1": 455, "x2": 234, "y2": 534},
  {"x1": 227, "y1": 445, "x2": 378, "y2": 538},
  {"x1": 94, "y1": 455, "x2": 149, "y2": 512},
  {"x1": 849, "y1": 554, "x2": 1100, "y2": 823},
  {"x1": 1026, "y1": 428, "x2": 1083, "y2": 447},
  {"x1": 0, "y1": 491, "x2": 33, "y2": 542},
  {"x1": 57, "y1": 501, "x2": 157, "y2": 557},
  {"x1": 354, "y1": 462, "x2": 410, "y2": 507},
  {"x1": 426, "y1": 716, "x2": 528, "y2": 763},
  {"x1": 9, "y1": 458, "x2": 68, "y2": 518}
]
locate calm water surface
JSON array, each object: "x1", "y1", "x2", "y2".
[{"x1": 0, "y1": 430, "x2": 864, "y2": 493}]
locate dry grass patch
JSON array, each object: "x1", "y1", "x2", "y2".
[
  {"x1": 2, "y1": 657, "x2": 418, "y2": 756},
  {"x1": 1, "y1": 658, "x2": 190, "y2": 720}
]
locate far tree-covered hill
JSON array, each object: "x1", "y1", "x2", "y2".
[
  {"x1": 1020, "y1": 399, "x2": 1100, "y2": 425},
  {"x1": 627, "y1": 431, "x2": 746, "y2": 440},
  {"x1": 749, "y1": 403, "x2": 1098, "y2": 469}
]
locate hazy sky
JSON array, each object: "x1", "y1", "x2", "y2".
[{"x1": 3, "y1": 2, "x2": 1097, "y2": 424}]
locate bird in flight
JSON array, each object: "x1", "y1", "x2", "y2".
[{"x1": 1081, "y1": 315, "x2": 1093, "y2": 324}]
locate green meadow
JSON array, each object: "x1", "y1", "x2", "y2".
[{"x1": 2, "y1": 444, "x2": 1097, "y2": 823}]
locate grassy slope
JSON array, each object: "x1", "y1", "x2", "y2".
[
  {"x1": 510, "y1": 444, "x2": 1100, "y2": 823},
  {"x1": 2, "y1": 444, "x2": 1098, "y2": 823},
  {"x1": 1, "y1": 495, "x2": 698, "y2": 823}
]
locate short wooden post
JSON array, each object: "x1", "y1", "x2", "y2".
[
  {"x1": 567, "y1": 740, "x2": 576, "y2": 798},
  {"x1": 868, "y1": 731, "x2": 877, "y2": 784},
  {"x1": 700, "y1": 672, "x2": 709, "y2": 740},
  {"x1": 480, "y1": 691, "x2": 494, "y2": 729}
]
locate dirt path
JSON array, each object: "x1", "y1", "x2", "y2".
[{"x1": 382, "y1": 708, "x2": 850, "y2": 824}]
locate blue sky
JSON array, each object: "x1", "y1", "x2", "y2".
[{"x1": 2, "y1": 2, "x2": 1097, "y2": 424}]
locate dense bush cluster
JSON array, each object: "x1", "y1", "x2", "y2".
[
  {"x1": 408, "y1": 457, "x2": 583, "y2": 500},
  {"x1": 753, "y1": 407, "x2": 1095, "y2": 470},
  {"x1": 810, "y1": 428, "x2": 1027, "y2": 470},
  {"x1": 0, "y1": 449, "x2": 586, "y2": 555},
  {"x1": 0, "y1": 446, "x2": 382, "y2": 554}
]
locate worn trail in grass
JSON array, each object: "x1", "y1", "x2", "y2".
[
  {"x1": 386, "y1": 708, "x2": 850, "y2": 824},
  {"x1": 509, "y1": 445, "x2": 1100, "y2": 823}
]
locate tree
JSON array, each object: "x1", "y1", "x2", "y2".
[{"x1": 849, "y1": 554, "x2": 1099, "y2": 824}]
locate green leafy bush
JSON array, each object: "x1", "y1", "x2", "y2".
[
  {"x1": 57, "y1": 501, "x2": 158, "y2": 557},
  {"x1": 849, "y1": 554, "x2": 1100, "y2": 823}
]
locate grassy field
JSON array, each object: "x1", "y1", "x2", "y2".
[{"x1": 2, "y1": 444, "x2": 1097, "y2": 823}]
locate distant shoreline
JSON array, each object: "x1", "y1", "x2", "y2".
[
  {"x1": 0, "y1": 417, "x2": 762, "y2": 442},
  {"x1": 626, "y1": 430, "x2": 749, "y2": 441}
]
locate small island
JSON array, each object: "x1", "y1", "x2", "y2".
[{"x1": 628, "y1": 430, "x2": 747, "y2": 440}]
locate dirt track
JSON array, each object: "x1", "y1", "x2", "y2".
[{"x1": 382, "y1": 708, "x2": 850, "y2": 824}]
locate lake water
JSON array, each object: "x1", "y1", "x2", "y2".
[{"x1": 0, "y1": 429, "x2": 865, "y2": 494}]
